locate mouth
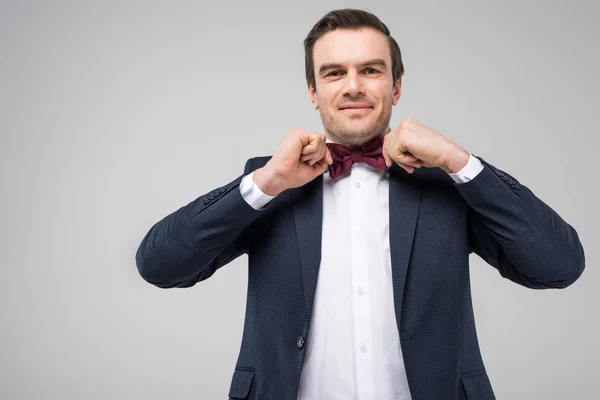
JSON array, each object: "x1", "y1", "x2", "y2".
[{"x1": 339, "y1": 106, "x2": 373, "y2": 115}]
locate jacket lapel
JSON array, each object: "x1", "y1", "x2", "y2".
[
  {"x1": 387, "y1": 163, "x2": 422, "y2": 336},
  {"x1": 290, "y1": 175, "x2": 324, "y2": 324}
]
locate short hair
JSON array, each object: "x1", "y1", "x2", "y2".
[{"x1": 304, "y1": 8, "x2": 405, "y2": 91}]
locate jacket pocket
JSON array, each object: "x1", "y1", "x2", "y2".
[
  {"x1": 228, "y1": 369, "x2": 255, "y2": 399},
  {"x1": 460, "y1": 372, "x2": 496, "y2": 400}
]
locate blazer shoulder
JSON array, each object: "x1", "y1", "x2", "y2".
[{"x1": 244, "y1": 155, "x2": 273, "y2": 173}]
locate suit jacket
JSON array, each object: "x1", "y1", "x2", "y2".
[{"x1": 135, "y1": 155, "x2": 585, "y2": 400}]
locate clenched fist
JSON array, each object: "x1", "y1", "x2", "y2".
[
  {"x1": 382, "y1": 117, "x2": 470, "y2": 174},
  {"x1": 253, "y1": 129, "x2": 334, "y2": 196}
]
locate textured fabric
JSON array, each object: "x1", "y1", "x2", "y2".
[
  {"x1": 326, "y1": 133, "x2": 387, "y2": 179},
  {"x1": 135, "y1": 154, "x2": 585, "y2": 400}
]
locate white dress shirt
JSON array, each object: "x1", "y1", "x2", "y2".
[{"x1": 238, "y1": 142, "x2": 483, "y2": 400}]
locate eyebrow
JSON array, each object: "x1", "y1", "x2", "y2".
[{"x1": 318, "y1": 58, "x2": 388, "y2": 76}]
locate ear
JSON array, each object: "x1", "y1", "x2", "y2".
[
  {"x1": 392, "y1": 77, "x2": 402, "y2": 106},
  {"x1": 307, "y1": 80, "x2": 319, "y2": 110}
]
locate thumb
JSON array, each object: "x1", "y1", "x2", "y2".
[
  {"x1": 313, "y1": 158, "x2": 330, "y2": 177},
  {"x1": 325, "y1": 147, "x2": 333, "y2": 165},
  {"x1": 382, "y1": 145, "x2": 393, "y2": 168}
]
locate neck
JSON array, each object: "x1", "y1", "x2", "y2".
[{"x1": 325, "y1": 126, "x2": 390, "y2": 148}]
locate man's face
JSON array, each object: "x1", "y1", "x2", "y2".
[{"x1": 308, "y1": 27, "x2": 401, "y2": 148}]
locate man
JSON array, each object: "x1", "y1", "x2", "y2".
[{"x1": 135, "y1": 8, "x2": 585, "y2": 400}]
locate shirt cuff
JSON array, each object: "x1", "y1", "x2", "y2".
[
  {"x1": 447, "y1": 153, "x2": 484, "y2": 183},
  {"x1": 239, "y1": 171, "x2": 277, "y2": 210}
]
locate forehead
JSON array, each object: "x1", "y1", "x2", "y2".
[{"x1": 312, "y1": 27, "x2": 391, "y2": 68}]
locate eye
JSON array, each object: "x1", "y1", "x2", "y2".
[
  {"x1": 327, "y1": 70, "x2": 344, "y2": 77},
  {"x1": 364, "y1": 67, "x2": 380, "y2": 74}
]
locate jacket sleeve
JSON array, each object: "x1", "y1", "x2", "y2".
[
  {"x1": 457, "y1": 155, "x2": 585, "y2": 289},
  {"x1": 135, "y1": 157, "x2": 264, "y2": 288}
]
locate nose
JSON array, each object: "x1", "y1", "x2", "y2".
[{"x1": 343, "y1": 69, "x2": 364, "y2": 98}]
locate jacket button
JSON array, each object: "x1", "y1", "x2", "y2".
[{"x1": 296, "y1": 335, "x2": 305, "y2": 349}]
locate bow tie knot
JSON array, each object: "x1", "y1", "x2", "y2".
[
  {"x1": 325, "y1": 134, "x2": 388, "y2": 179},
  {"x1": 351, "y1": 149, "x2": 367, "y2": 162}
]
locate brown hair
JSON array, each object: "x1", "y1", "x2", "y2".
[{"x1": 304, "y1": 8, "x2": 405, "y2": 91}]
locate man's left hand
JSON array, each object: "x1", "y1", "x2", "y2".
[{"x1": 382, "y1": 117, "x2": 470, "y2": 174}]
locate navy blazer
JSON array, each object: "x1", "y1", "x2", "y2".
[{"x1": 135, "y1": 155, "x2": 585, "y2": 400}]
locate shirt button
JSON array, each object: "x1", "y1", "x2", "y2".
[
  {"x1": 360, "y1": 343, "x2": 367, "y2": 353},
  {"x1": 297, "y1": 335, "x2": 305, "y2": 349},
  {"x1": 356, "y1": 232, "x2": 360, "y2": 239},
  {"x1": 357, "y1": 287, "x2": 364, "y2": 295},
  {"x1": 355, "y1": 182, "x2": 361, "y2": 188}
]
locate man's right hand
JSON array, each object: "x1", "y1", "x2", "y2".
[{"x1": 253, "y1": 129, "x2": 333, "y2": 196}]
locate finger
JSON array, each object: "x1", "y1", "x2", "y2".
[
  {"x1": 387, "y1": 156, "x2": 421, "y2": 169},
  {"x1": 401, "y1": 157, "x2": 422, "y2": 168},
  {"x1": 396, "y1": 152, "x2": 422, "y2": 167},
  {"x1": 314, "y1": 159, "x2": 329, "y2": 175},
  {"x1": 398, "y1": 162, "x2": 415, "y2": 174},
  {"x1": 301, "y1": 146, "x2": 317, "y2": 156},
  {"x1": 316, "y1": 141, "x2": 326, "y2": 163},
  {"x1": 307, "y1": 144, "x2": 329, "y2": 167},
  {"x1": 303, "y1": 131, "x2": 322, "y2": 144},
  {"x1": 382, "y1": 147, "x2": 393, "y2": 168},
  {"x1": 399, "y1": 153, "x2": 419, "y2": 163},
  {"x1": 301, "y1": 143, "x2": 326, "y2": 163},
  {"x1": 301, "y1": 139, "x2": 321, "y2": 155},
  {"x1": 325, "y1": 147, "x2": 333, "y2": 165},
  {"x1": 408, "y1": 159, "x2": 422, "y2": 167},
  {"x1": 300, "y1": 131, "x2": 324, "y2": 155},
  {"x1": 383, "y1": 134, "x2": 397, "y2": 168},
  {"x1": 307, "y1": 154, "x2": 321, "y2": 165}
]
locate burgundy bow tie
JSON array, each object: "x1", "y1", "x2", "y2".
[{"x1": 325, "y1": 134, "x2": 388, "y2": 179}]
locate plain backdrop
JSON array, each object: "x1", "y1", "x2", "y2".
[{"x1": 1, "y1": 0, "x2": 598, "y2": 399}]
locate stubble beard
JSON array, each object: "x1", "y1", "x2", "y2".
[{"x1": 321, "y1": 102, "x2": 392, "y2": 149}]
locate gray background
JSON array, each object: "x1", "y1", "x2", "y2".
[{"x1": 1, "y1": 0, "x2": 598, "y2": 399}]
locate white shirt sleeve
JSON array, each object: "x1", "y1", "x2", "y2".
[
  {"x1": 239, "y1": 171, "x2": 277, "y2": 210},
  {"x1": 447, "y1": 153, "x2": 484, "y2": 184}
]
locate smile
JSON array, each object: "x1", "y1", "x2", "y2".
[{"x1": 339, "y1": 107, "x2": 373, "y2": 115}]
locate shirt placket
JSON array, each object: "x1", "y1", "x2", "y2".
[{"x1": 350, "y1": 166, "x2": 374, "y2": 399}]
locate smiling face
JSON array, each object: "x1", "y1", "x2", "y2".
[{"x1": 308, "y1": 27, "x2": 402, "y2": 148}]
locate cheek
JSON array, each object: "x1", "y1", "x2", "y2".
[{"x1": 379, "y1": 94, "x2": 393, "y2": 111}]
